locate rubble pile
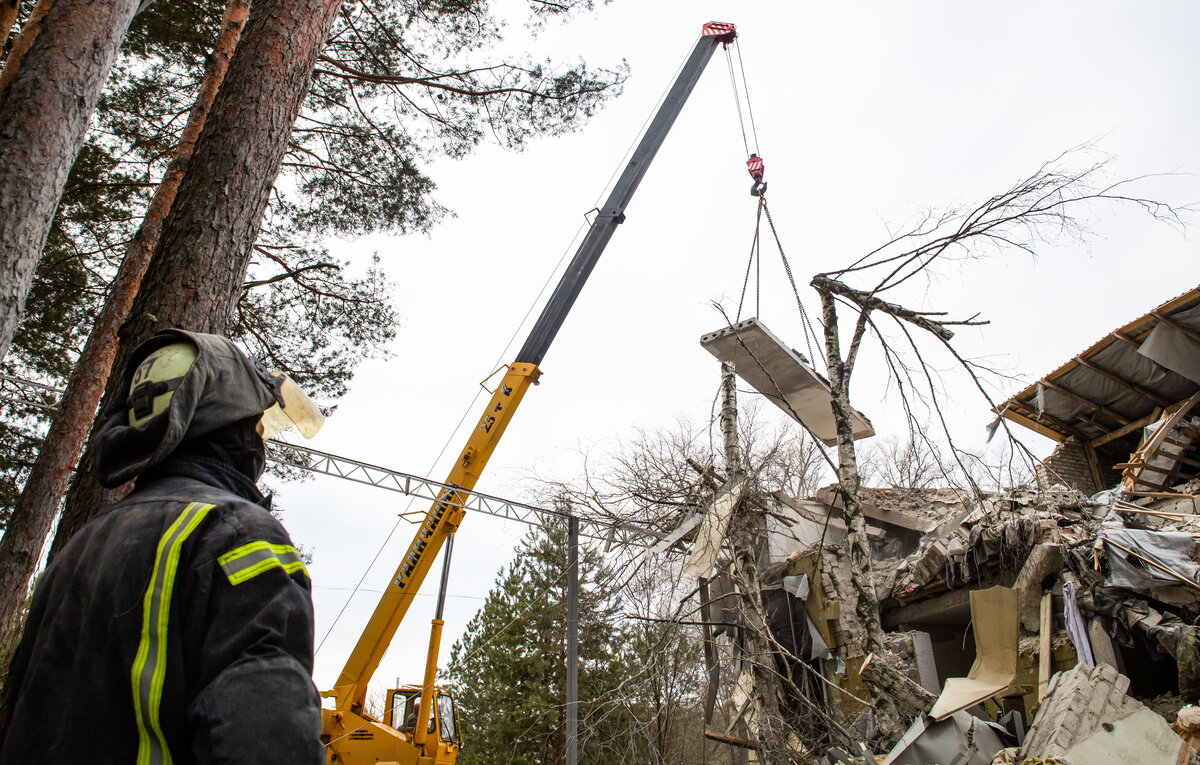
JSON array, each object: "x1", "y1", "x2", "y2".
[
  {"x1": 763, "y1": 479, "x2": 1200, "y2": 764},
  {"x1": 699, "y1": 287, "x2": 1200, "y2": 762},
  {"x1": 773, "y1": 290, "x2": 1200, "y2": 761}
]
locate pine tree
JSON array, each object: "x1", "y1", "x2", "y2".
[
  {"x1": 445, "y1": 520, "x2": 636, "y2": 765},
  {"x1": 0, "y1": 0, "x2": 625, "y2": 526}
]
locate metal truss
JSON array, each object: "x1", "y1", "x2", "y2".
[
  {"x1": 0, "y1": 373, "x2": 661, "y2": 548},
  {"x1": 266, "y1": 439, "x2": 659, "y2": 547},
  {"x1": 0, "y1": 373, "x2": 62, "y2": 412}
]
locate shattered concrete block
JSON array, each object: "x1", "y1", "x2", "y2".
[
  {"x1": 1058, "y1": 708, "x2": 1187, "y2": 764},
  {"x1": 1020, "y1": 663, "x2": 1184, "y2": 764},
  {"x1": 818, "y1": 547, "x2": 867, "y2": 658},
  {"x1": 1012, "y1": 543, "x2": 1064, "y2": 633}
]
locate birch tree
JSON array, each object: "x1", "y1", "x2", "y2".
[{"x1": 808, "y1": 149, "x2": 1186, "y2": 728}]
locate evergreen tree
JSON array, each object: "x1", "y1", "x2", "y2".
[
  {"x1": 0, "y1": 0, "x2": 624, "y2": 525},
  {"x1": 445, "y1": 519, "x2": 636, "y2": 765}
]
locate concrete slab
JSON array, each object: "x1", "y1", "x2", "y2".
[
  {"x1": 700, "y1": 318, "x2": 874, "y2": 446},
  {"x1": 1062, "y1": 708, "x2": 1185, "y2": 765}
]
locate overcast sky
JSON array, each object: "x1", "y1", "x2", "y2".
[{"x1": 277, "y1": 0, "x2": 1199, "y2": 702}]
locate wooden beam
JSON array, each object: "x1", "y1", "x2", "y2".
[
  {"x1": 1125, "y1": 491, "x2": 1197, "y2": 499},
  {"x1": 1002, "y1": 400, "x2": 1088, "y2": 441},
  {"x1": 1000, "y1": 409, "x2": 1069, "y2": 442},
  {"x1": 1110, "y1": 331, "x2": 1142, "y2": 351},
  {"x1": 1072, "y1": 356, "x2": 1170, "y2": 407},
  {"x1": 1038, "y1": 592, "x2": 1053, "y2": 703},
  {"x1": 704, "y1": 729, "x2": 759, "y2": 750},
  {"x1": 1039, "y1": 379, "x2": 1130, "y2": 426},
  {"x1": 1152, "y1": 312, "x2": 1200, "y2": 345},
  {"x1": 1090, "y1": 410, "x2": 1161, "y2": 447},
  {"x1": 1083, "y1": 441, "x2": 1105, "y2": 491},
  {"x1": 1122, "y1": 391, "x2": 1200, "y2": 492}
]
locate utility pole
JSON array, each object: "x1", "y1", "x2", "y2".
[{"x1": 566, "y1": 515, "x2": 579, "y2": 765}]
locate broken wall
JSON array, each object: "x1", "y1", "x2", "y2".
[{"x1": 1036, "y1": 437, "x2": 1108, "y2": 495}]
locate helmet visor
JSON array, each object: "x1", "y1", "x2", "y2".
[{"x1": 259, "y1": 374, "x2": 324, "y2": 439}]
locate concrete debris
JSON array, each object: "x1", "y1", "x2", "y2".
[
  {"x1": 1056, "y1": 708, "x2": 1189, "y2": 765},
  {"x1": 1020, "y1": 663, "x2": 1143, "y2": 756},
  {"x1": 700, "y1": 317, "x2": 875, "y2": 445},
  {"x1": 696, "y1": 293, "x2": 1200, "y2": 762},
  {"x1": 753, "y1": 472, "x2": 1200, "y2": 759}
]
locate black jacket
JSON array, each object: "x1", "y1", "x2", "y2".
[{"x1": 0, "y1": 454, "x2": 322, "y2": 764}]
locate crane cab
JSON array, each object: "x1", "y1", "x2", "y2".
[
  {"x1": 385, "y1": 685, "x2": 461, "y2": 763},
  {"x1": 322, "y1": 685, "x2": 460, "y2": 765}
]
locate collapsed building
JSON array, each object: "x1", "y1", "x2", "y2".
[{"x1": 699, "y1": 287, "x2": 1200, "y2": 763}]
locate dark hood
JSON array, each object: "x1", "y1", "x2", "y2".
[{"x1": 93, "y1": 330, "x2": 280, "y2": 488}]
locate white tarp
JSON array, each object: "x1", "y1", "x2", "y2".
[
  {"x1": 683, "y1": 475, "x2": 746, "y2": 578},
  {"x1": 1099, "y1": 513, "x2": 1200, "y2": 605},
  {"x1": 1140, "y1": 318, "x2": 1200, "y2": 384}
]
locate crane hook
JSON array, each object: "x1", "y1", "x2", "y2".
[{"x1": 746, "y1": 153, "x2": 767, "y2": 197}]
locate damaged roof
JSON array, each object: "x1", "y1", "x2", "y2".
[{"x1": 997, "y1": 285, "x2": 1200, "y2": 444}]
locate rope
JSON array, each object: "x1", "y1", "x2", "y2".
[
  {"x1": 735, "y1": 200, "x2": 764, "y2": 320},
  {"x1": 761, "y1": 198, "x2": 825, "y2": 366},
  {"x1": 734, "y1": 39, "x2": 760, "y2": 155},
  {"x1": 733, "y1": 197, "x2": 826, "y2": 367},
  {"x1": 724, "y1": 46, "x2": 750, "y2": 157}
]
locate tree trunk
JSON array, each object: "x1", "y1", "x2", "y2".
[
  {"x1": 819, "y1": 291, "x2": 929, "y2": 738},
  {"x1": 0, "y1": 0, "x2": 142, "y2": 363},
  {"x1": 0, "y1": 0, "x2": 250, "y2": 655},
  {"x1": 48, "y1": 0, "x2": 344, "y2": 560},
  {"x1": 0, "y1": 0, "x2": 22, "y2": 56},
  {"x1": 819, "y1": 292, "x2": 885, "y2": 657},
  {"x1": 731, "y1": 521, "x2": 792, "y2": 764}
]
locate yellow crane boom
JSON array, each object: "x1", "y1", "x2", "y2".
[{"x1": 322, "y1": 21, "x2": 739, "y2": 765}]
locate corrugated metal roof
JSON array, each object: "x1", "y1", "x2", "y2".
[{"x1": 997, "y1": 285, "x2": 1200, "y2": 444}]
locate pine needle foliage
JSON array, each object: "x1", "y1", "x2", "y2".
[{"x1": 0, "y1": 0, "x2": 623, "y2": 523}]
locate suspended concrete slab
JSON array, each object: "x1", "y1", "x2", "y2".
[{"x1": 700, "y1": 318, "x2": 874, "y2": 446}]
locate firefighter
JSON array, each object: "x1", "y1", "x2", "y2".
[{"x1": 0, "y1": 329, "x2": 326, "y2": 764}]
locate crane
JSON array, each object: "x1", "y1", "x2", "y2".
[{"x1": 321, "y1": 21, "x2": 744, "y2": 764}]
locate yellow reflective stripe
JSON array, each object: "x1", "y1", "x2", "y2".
[
  {"x1": 131, "y1": 501, "x2": 215, "y2": 765},
  {"x1": 218, "y1": 540, "x2": 308, "y2": 585}
]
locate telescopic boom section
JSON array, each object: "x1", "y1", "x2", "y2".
[
  {"x1": 516, "y1": 22, "x2": 736, "y2": 367},
  {"x1": 330, "y1": 21, "x2": 736, "y2": 717}
]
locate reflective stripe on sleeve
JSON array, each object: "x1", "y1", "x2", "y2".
[
  {"x1": 217, "y1": 541, "x2": 308, "y2": 585},
  {"x1": 131, "y1": 501, "x2": 215, "y2": 765}
]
